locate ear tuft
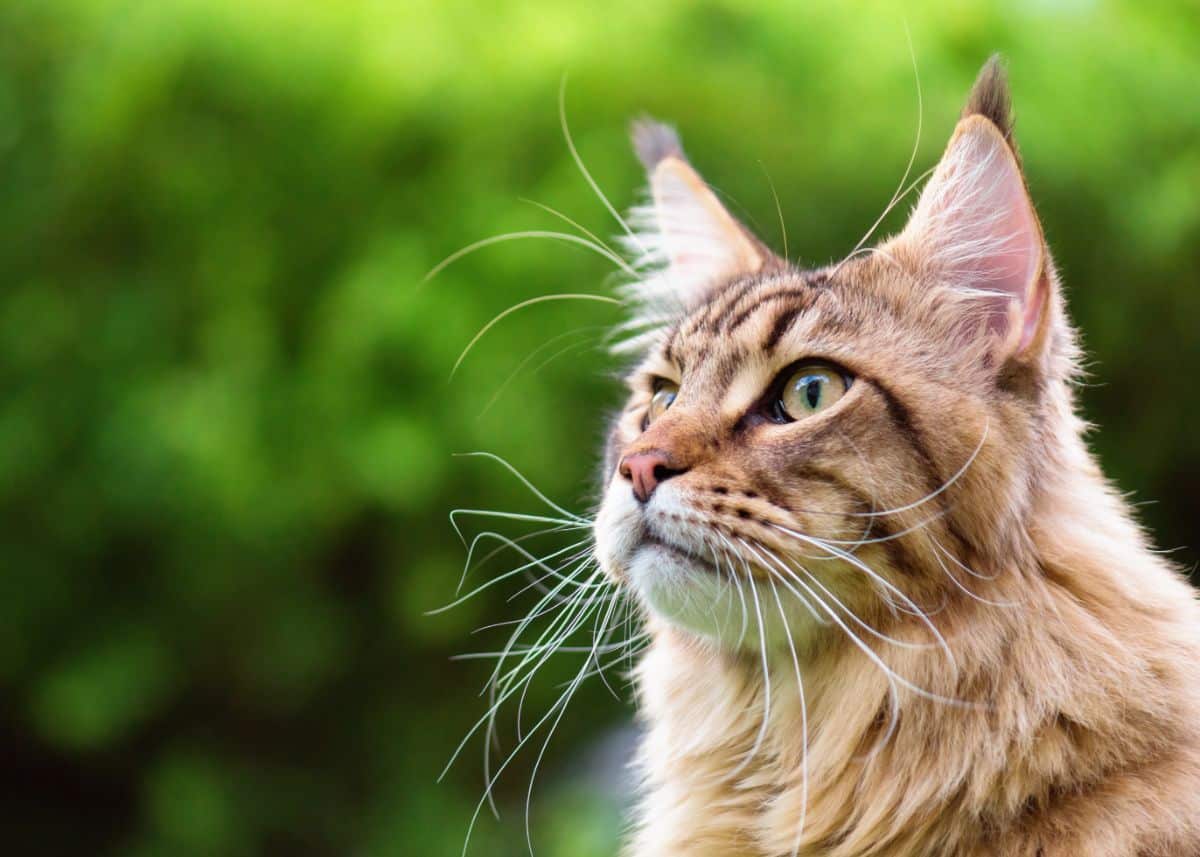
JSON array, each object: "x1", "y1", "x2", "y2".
[
  {"x1": 631, "y1": 117, "x2": 685, "y2": 171},
  {"x1": 963, "y1": 55, "x2": 1014, "y2": 144},
  {"x1": 614, "y1": 118, "x2": 769, "y2": 352}
]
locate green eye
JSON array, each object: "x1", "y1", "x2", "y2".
[
  {"x1": 778, "y1": 364, "x2": 848, "y2": 420},
  {"x1": 645, "y1": 381, "x2": 678, "y2": 426}
]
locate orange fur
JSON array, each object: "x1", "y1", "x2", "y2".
[{"x1": 595, "y1": 58, "x2": 1200, "y2": 856}]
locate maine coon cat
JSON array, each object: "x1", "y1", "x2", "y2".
[
  {"x1": 591, "y1": 57, "x2": 1200, "y2": 856},
  {"x1": 451, "y1": 57, "x2": 1200, "y2": 856}
]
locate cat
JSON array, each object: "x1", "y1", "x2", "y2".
[{"x1": 588, "y1": 56, "x2": 1200, "y2": 856}]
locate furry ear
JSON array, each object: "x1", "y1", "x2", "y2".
[
  {"x1": 893, "y1": 57, "x2": 1050, "y2": 358},
  {"x1": 621, "y1": 119, "x2": 766, "y2": 320}
]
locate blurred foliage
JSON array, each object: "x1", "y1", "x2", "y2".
[{"x1": 0, "y1": 0, "x2": 1197, "y2": 854}]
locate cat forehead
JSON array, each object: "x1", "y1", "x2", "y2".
[
  {"x1": 663, "y1": 271, "x2": 824, "y2": 360},
  {"x1": 656, "y1": 267, "x2": 893, "y2": 370}
]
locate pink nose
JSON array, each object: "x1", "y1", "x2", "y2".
[{"x1": 618, "y1": 451, "x2": 686, "y2": 503}]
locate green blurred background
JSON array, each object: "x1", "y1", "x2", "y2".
[{"x1": 1, "y1": 0, "x2": 1197, "y2": 854}]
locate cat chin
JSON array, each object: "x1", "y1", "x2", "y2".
[{"x1": 625, "y1": 543, "x2": 818, "y2": 653}]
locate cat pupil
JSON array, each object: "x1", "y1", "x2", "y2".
[{"x1": 806, "y1": 379, "x2": 821, "y2": 408}]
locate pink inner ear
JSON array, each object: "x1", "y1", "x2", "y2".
[
  {"x1": 980, "y1": 158, "x2": 1043, "y2": 349},
  {"x1": 906, "y1": 118, "x2": 1046, "y2": 354},
  {"x1": 650, "y1": 158, "x2": 762, "y2": 287}
]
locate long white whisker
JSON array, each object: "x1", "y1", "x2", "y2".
[
  {"x1": 457, "y1": 525, "x2": 580, "y2": 592},
  {"x1": 711, "y1": 533, "x2": 758, "y2": 645},
  {"x1": 492, "y1": 568, "x2": 605, "y2": 691},
  {"x1": 506, "y1": 547, "x2": 604, "y2": 599},
  {"x1": 520, "y1": 197, "x2": 626, "y2": 262},
  {"x1": 734, "y1": 538, "x2": 823, "y2": 625},
  {"x1": 759, "y1": 160, "x2": 789, "y2": 261},
  {"x1": 767, "y1": 575, "x2": 808, "y2": 857},
  {"x1": 849, "y1": 419, "x2": 989, "y2": 519},
  {"x1": 837, "y1": 22, "x2": 924, "y2": 268},
  {"x1": 480, "y1": 563, "x2": 597, "y2": 817},
  {"x1": 450, "y1": 511, "x2": 588, "y2": 544},
  {"x1": 424, "y1": 230, "x2": 635, "y2": 285},
  {"x1": 589, "y1": 598, "x2": 623, "y2": 700},
  {"x1": 445, "y1": 575, "x2": 599, "y2": 786},
  {"x1": 732, "y1": 571, "x2": 773, "y2": 777},
  {"x1": 452, "y1": 454, "x2": 592, "y2": 522},
  {"x1": 754, "y1": 544, "x2": 965, "y2": 707},
  {"x1": 816, "y1": 509, "x2": 947, "y2": 549},
  {"x1": 451, "y1": 293, "x2": 622, "y2": 378},
  {"x1": 771, "y1": 418, "x2": 986, "y2": 524},
  {"x1": 429, "y1": 541, "x2": 591, "y2": 615},
  {"x1": 519, "y1": 591, "x2": 623, "y2": 855},
  {"x1": 453, "y1": 638, "x2": 636, "y2": 660},
  {"x1": 772, "y1": 523, "x2": 956, "y2": 674},
  {"x1": 932, "y1": 536, "x2": 1003, "y2": 581},
  {"x1": 559, "y1": 73, "x2": 643, "y2": 252},
  {"x1": 758, "y1": 544, "x2": 933, "y2": 651},
  {"x1": 505, "y1": 571, "x2": 611, "y2": 742},
  {"x1": 458, "y1": 531, "x2": 590, "y2": 596},
  {"x1": 461, "y1": 592, "x2": 607, "y2": 857},
  {"x1": 477, "y1": 325, "x2": 608, "y2": 419},
  {"x1": 929, "y1": 538, "x2": 1019, "y2": 608}
]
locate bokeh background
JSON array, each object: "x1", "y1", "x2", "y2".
[{"x1": 2, "y1": 0, "x2": 1197, "y2": 854}]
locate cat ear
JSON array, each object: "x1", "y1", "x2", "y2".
[
  {"x1": 893, "y1": 57, "x2": 1051, "y2": 359},
  {"x1": 623, "y1": 119, "x2": 767, "y2": 314}
]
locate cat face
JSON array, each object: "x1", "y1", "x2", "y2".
[{"x1": 595, "y1": 63, "x2": 1066, "y2": 651}]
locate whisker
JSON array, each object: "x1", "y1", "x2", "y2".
[
  {"x1": 526, "y1": 336, "x2": 604, "y2": 378},
  {"x1": 756, "y1": 543, "x2": 934, "y2": 652},
  {"x1": 816, "y1": 508, "x2": 947, "y2": 549},
  {"x1": 770, "y1": 523, "x2": 956, "y2": 675},
  {"x1": 734, "y1": 537, "x2": 823, "y2": 625},
  {"x1": 714, "y1": 532, "x2": 769, "y2": 644},
  {"x1": 460, "y1": 595, "x2": 608, "y2": 857},
  {"x1": 759, "y1": 160, "x2": 789, "y2": 261},
  {"x1": 506, "y1": 547, "x2": 603, "y2": 599},
  {"x1": 476, "y1": 325, "x2": 608, "y2": 419},
  {"x1": 458, "y1": 529, "x2": 588, "y2": 594},
  {"x1": 589, "y1": 599, "x2": 624, "y2": 701},
  {"x1": 504, "y1": 570, "x2": 611, "y2": 606},
  {"x1": 444, "y1": 574, "x2": 602, "y2": 786},
  {"x1": 452, "y1": 453, "x2": 594, "y2": 522},
  {"x1": 480, "y1": 565, "x2": 599, "y2": 818},
  {"x1": 730, "y1": 570, "x2": 773, "y2": 777},
  {"x1": 424, "y1": 230, "x2": 635, "y2": 285},
  {"x1": 931, "y1": 536, "x2": 1002, "y2": 581},
  {"x1": 450, "y1": 510, "x2": 589, "y2": 550},
  {"x1": 928, "y1": 538, "x2": 1019, "y2": 608},
  {"x1": 849, "y1": 418, "x2": 989, "y2": 519},
  {"x1": 835, "y1": 24, "x2": 925, "y2": 271},
  {"x1": 489, "y1": 581, "x2": 604, "y2": 751},
  {"x1": 766, "y1": 575, "x2": 808, "y2": 856},
  {"x1": 457, "y1": 525, "x2": 566, "y2": 594},
  {"x1": 754, "y1": 544, "x2": 968, "y2": 708},
  {"x1": 428, "y1": 540, "x2": 591, "y2": 616},
  {"x1": 451, "y1": 292, "x2": 622, "y2": 378},
  {"x1": 484, "y1": 567, "x2": 602, "y2": 696},
  {"x1": 452, "y1": 638, "x2": 636, "y2": 660},
  {"x1": 520, "y1": 198, "x2": 626, "y2": 262},
  {"x1": 780, "y1": 419, "x2": 989, "y2": 522},
  {"x1": 520, "y1": 592, "x2": 624, "y2": 856},
  {"x1": 558, "y1": 73, "x2": 644, "y2": 252}
]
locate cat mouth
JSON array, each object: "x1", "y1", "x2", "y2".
[{"x1": 637, "y1": 530, "x2": 722, "y2": 577}]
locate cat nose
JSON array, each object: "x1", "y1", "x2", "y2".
[{"x1": 618, "y1": 451, "x2": 687, "y2": 503}]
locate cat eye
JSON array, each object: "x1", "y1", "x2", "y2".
[
  {"x1": 775, "y1": 363, "x2": 849, "y2": 421},
  {"x1": 644, "y1": 380, "x2": 678, "y2": 428}
]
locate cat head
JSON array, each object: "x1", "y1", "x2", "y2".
[{"x1": 594, "y1": 57, "x2": 1077, "y2": 650}]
